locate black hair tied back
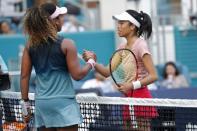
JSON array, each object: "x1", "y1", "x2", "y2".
[
  {"x1": 126, "y1": 9, "x2": 152, "y2": 39},
  {"x1": 140, "y1": 11, "x2": 144, "y2": 22},
  {"x1": 138, "y1": 10, "x2": 152, "y2": 39}
]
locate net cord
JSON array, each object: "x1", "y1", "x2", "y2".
[{"x1": 1, "y1": 91, "x2": 197, "y2": 108}]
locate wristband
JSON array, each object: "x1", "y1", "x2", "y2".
[
  {"x1": 87, "y1": 59, "x2": 96, "y2": 69},
  {"x1": 132, "y1": 80, "x2": 141, "y2": 90},
  {"x1": 20, "y1": 100, "x2": 30, "y2": 116}
]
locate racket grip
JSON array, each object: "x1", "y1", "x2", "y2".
[
  {"x1": 132, "y1": 81, "x2": 141, "y2": 90},
  {"x1": 20, "y1": 100, "x2": 30, "y2": 116},
  {"x1": 87, "y1": 59, "x2": 95, "y2": 69}
]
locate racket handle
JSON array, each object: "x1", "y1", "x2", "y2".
[
  {"x1": 132, "y1": 81, "x2": 141, "y2": 90},
  {"x1": 20, "y1": 100, "x2": 30, "y2": 116}
]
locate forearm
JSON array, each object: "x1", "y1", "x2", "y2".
[
  {"x1": 73, "y1": 64, "x2": 92, "y2": 80},
  {"x1": 94, "y1": 63, "x2": 110, "y2": 77},
  {"x1": 20, "y1": 76, "x2": 30, "y2": 100},
  {"x1": 140, "y1": 74, "x2": 158, "y2": 87},
  {"x1": 139, "y1": 54, "x2": 158, "y2": 87}
]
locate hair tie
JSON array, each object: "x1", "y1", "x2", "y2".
[{"x1": 140, "y1": 11, "x2": 144, "y2": 21}]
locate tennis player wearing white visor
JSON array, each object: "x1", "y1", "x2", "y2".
[
  {"x1": 82, "y1": 10, "x2": 158, "y2": 130},
  {"x1": 44, "y1": 3, "x2": 67, "y2": 32},
  {"x1": 21, "y1": 3, "x2": 90, "y2": 131},
  {"x1": 112, "y1": 10, "x2": 158, "y2": 131}
]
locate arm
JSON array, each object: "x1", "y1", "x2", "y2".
[
  {"x1": 20, "y1": 46, "x2": 32, "y2": 101},
  {"x1": 82, "y1": 50, "x2": 110, "y2": 77},
  {"x1": 94, "y1": 63, "x2": 110, "y2": 78},
  {"x1": 118, "y1": 54, "x2": 158, "y2": 93},
  {"x1": 62, "y1": 39, "x2": 92, "y2": 81},
  {"x1": 92, "y1": 44, "x2": 125, "y2": 77},
  {"x1": 140, "y1": 54, "x2": 158, "y2": 86}
]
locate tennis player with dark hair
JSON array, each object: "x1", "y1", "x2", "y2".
[
  {"x1": 83, "y1": 10, "x2": 158, "y2": 130},
  {"x1": 20, "y1": 3, "x2": 95, "y2": 131}
]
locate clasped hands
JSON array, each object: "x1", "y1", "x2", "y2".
[
  {"x1": 82, "y1": 50, "x2": 133, "y2": 93},
  {"x1": 82, "y1": 50, "x2": 97, "y2": 68}
]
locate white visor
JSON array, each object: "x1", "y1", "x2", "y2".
[
  {"x1": 112, "y1": 12, "x2": 140, "y2": 28},
  {"x1": 50, "y1": 6, "x2": 67, "y2": 19}
]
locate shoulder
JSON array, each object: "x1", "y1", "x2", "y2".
[
  {"x1": 134, "y1": 38, "x2": 151, "y2": 57},
  {"x1": 136, "y1": 38, "x2": 148, "y2": 47},
  {"x1": 61, "y1": 38, "x2": 76, "y2": 49},
  {"x1": 133, "y1": 38, "x2": 148, "y2": 51},
  {"x1": 62, "y1": 38, "x2": 75, "y2": 45}
]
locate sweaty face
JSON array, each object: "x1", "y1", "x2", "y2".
[{"x1": 116, "y1": 21, "x2": 133, "y2": 37}]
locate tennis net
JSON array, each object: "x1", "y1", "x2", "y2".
[{"x1": 1, "y1": 91, "x2": 197, "y2": 131}]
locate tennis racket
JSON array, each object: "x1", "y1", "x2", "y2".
[
  {"x1": 109, "y1": 48, "x2": 138, "y2": 129},
  {"x1": 20, "y1": 100, "x2": 36, "y2": 131},
  {"x1": 109, "y1": 48, "x2": 138, "y2": 89}
]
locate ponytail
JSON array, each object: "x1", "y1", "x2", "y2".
[
  {"x1": 126, "y1": 10, "x2": 152, "y2": 39},
  {"x1": 138, "y1": 11, "x2": 152, "y2": 39}
]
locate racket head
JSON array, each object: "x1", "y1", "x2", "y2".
[{"x1": 109, "y1": 48, "x2": 138, "y2": 87}]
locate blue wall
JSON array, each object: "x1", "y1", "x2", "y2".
[
  {"x1": 0, "y1": 35, "x2": 26, "y2": 66},
  {"x1": 174, "y1": 27, "x2": 197, "y2": 86},
  {"x1": 59, "y1": 30, "x2": 115, "y2": 65},
  {"x1": 0, "y1": 30, "x2": 116, "y2": 68}
]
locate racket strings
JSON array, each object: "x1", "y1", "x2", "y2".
[
  {"x1": 121, "y1": 53, "x2": 137, "y2": 82},
  {"x1": 111, "y1": 49, "x2": 137, "y2": 85}
]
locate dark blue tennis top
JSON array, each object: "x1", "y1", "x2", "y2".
[{"x1": 29, "y1": 36, "x2": 75, "y2": 99}]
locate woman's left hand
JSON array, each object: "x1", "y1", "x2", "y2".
[{"x1": 118, "y1": 83, "x2": 133, "y2": 93}]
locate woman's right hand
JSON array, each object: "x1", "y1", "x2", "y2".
[
  {"x1": 20, "y1": 100, "x2": 32, "y2": 123},
  {"x1": 82, "y1": 50, "x2": 97, "y2": 62},
  {"x1": 22, "y1": 109, "x2": 32, "y2": 123}
]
